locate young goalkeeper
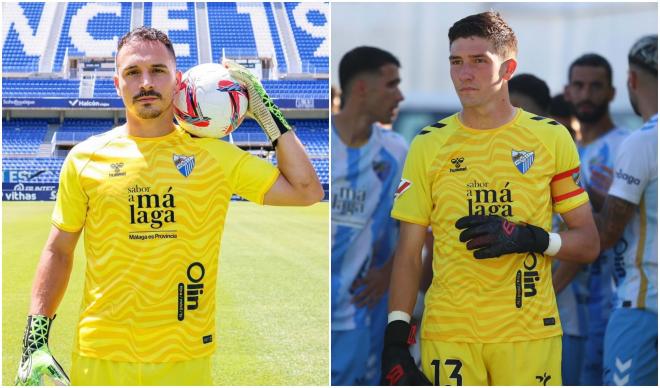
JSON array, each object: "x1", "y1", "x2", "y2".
[
  {"x1": 15, "y1": 26, "x2": 323, "y2": 385},
  {"x1": 381, "y1": 11, "x2": 600, "y2": 385}
]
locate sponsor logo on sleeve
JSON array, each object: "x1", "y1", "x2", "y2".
[
  {"x1": 394, "y1": 179, "x2": 412, "y2": 198},
  {"x1": 615, "y1": 169, "x2": 641, "y2": 185}
]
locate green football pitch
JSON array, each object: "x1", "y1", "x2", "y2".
[{"x1": 2, "y1": 201, "x2": 329, "y2": 385}]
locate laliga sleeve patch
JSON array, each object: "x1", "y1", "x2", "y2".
[{"x1": 394, "y1": 179, "x2": 412, "y2": 199}]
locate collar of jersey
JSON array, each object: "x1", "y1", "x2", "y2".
[
  {"x1": 123, "y1": 125, "x2": 185, "y2": 143},
  {"x1": 455, "y1": 107, "x2": 522, "y2": 134}
]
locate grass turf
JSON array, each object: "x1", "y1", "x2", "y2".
[{"x1": 2, "y1": 201, "x2": 328, "y2": 385}]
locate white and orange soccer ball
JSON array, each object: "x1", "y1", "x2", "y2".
[{"x1": 173, "y1": 63, "x2": 248, "y2": 138}]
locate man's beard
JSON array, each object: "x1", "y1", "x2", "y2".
[
  {"x1": 133, "y1": 90, "x2": 166, "y2": 119},
  {"x1": 628, "y1": 94, "x2": 641, "y2": 117},
  {"x1": 136, "y1": 105, "x2": 163, "y2": 119},
  {"x1": 572, "y1": 101, "x2": 609, "y2": 123}
]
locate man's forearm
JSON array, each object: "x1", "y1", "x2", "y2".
[
  {"x1": 552, "y1": 260, "x2": 583, "y2": 294},
  {"x1": 555, "y1": 225, "x2": 600, "y2": 264},
  {"x1": 274, "y1": 131, "x2": 324, "y2": 204},
  {"x1": 29, "y1": 249, "x2": 74, "y2": 317},
  {"x1": 593, "y1": 195, "x2": 636, "y2": 251},
  {"x1": 388, "y1": 248, "x2": 424, "y2": 316}
]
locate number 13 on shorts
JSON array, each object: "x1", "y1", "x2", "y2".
[
  {"x1": 429, "y1": 358, "x2": 464, "y2": 385},
  {"x1": 421, "y1": 337, "x2": 562, "y2": 385}
]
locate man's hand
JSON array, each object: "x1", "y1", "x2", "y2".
[
  {"x1": 15, "y1": 315, "x2": 70, "y2": 386},
  {"x1": 455, "y1": 215, "x2": 549, "y2": 259},
  {"x1": 223, "y1": 60, "x2": 291, "y2": 146},
  {"x1": 380, "y1": 320, "x2": 431, "y2": 386},
  {"x1": 351, "y1": 264, "x2": 391, "y2": 309}
]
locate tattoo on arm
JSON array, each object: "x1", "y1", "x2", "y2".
[{"x1": 594, "y1": 196, "x2": 637, "y2": 250}]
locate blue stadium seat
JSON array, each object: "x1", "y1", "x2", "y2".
[
  {"x1": 207, "y1": 3, "x2": 258, "y2": 61},
  {"x1": 2, "y1": 119, "x2": 48, "y2": 155},
  {"x1": 143, "y1": 2, "x2": 199, "y2": 72},
  {"x1": 2, "y1": 78, "x2": 80, "y2": 98},
  {"x1": 285, "y1": 3, "x2": 328, "y2": 73}
]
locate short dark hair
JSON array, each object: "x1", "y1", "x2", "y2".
[
  {"x1": 568, "y1": 53, "x2": 613, "y2": 85},
  {"x1": 509, "y1": 73, "x2": 551, "y2": 113},
  {"x1": 629, "y1": 34, "x2": 657, "y2": 76},
  {"x1": 338, "y1": 46, "x2": 400, "y2": 94},
  {"x1": 549, "y1": 94, "x2": 573, "y2": 118},
  {"x1": 448, "y1": 11, "x2": 517, "y2": 58},
  {"x1": 117, "y1": 26, "x2": 176, "y2": 62}
]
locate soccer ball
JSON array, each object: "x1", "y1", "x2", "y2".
[{"x1": 173, "y1": 63, "x2": 248, "y2": 138}]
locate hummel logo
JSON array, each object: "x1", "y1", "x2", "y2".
[
  {"x1": 536, "y1": 372, "x2": 551, "y2": 386},
  {"x1": 109, "y1": 162, "x2": 126, "y2": 177},
  {"x1": 450, "y1": 157, "x2": 467, "y2": 172}
]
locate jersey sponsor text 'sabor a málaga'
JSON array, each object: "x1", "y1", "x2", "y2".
[
  {"x1": 53, "y1": 126, "x2": 279, "y2": 362},
  {"x1": 392, "y1": 109, "x2": 589, "y2": 343}
]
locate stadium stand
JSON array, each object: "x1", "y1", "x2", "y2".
[
  {"x1": 3, "y1": 78, "x2": 329, "y2": 100},
  {"x1": 2, "y1": 2, "x2": 45, "y2": 73},
  {"x1": 285, "y1": 3, "x2": 328, "y2": 73},
  {"x1": 53, "y1": 3, "x2": 133, "y2": 73},
  {"x1": 207, "y1": 3, "x2": 259, "y2": 61},
  {"x1": 2, "y1": 78, "x2": 80, "y2": 98},
  {"x1": 2, "y1": 119, "x2": 49, "y2": 155},
  {"x1": 144, "y1": 2, "x2": 199, "y2": 72},
  {"x1": 262, "y1": 2, "x2": 288, "y2": 74}
]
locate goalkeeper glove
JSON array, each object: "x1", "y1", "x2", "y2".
[
  {"x1": 380, "y1": 321, "x2": 431, "y2": 386},
  {"x1": 15, "y1": 315, "x2": 70, "y2": 386},
  {"x1": 223, "y1": 60, "x2": 291, "y2": 146},
  {"x1": 455, "y1": 215, "x2": 549, "y2": 259}
]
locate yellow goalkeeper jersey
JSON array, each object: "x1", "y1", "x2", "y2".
[
  {"x1": 52, "y1": 125, "x2": 279, "y2": 362},
  {"x1": 391, "y1": 109, "x2": 589, "y2": 343}
]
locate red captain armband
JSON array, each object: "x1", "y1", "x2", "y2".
[{"x1": 550, "y1": 167, "x2": 585, "y2": 203}]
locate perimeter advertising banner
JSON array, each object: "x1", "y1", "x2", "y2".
[{"x1": 2, "y1": 183, "x2": 58, "y2": 201}]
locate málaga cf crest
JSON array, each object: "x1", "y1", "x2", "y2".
[
  {"x1": 511, "y1": 150, "x2": 534, "y2": 174},
  {"x1": 173, "y1": 154, "x2": 195, "y2": 177}
]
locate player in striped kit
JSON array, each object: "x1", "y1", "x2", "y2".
[
  {"x1": 595, "y1": 34, "x2": 657, "y2": 386},
  {"x1": 331, "y1": 46, "x2": 407, "y2": 385},
  {"x1": 381, "y1": 12, "x2": 600, "y2": 385},
  {"x1": 15, "y1": 26, "x2": 323, "y2": 385},
  {"x1": 556, "y1": 53, "x2": 630, "y2": 385}
]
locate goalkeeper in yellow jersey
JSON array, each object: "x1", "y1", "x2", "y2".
[
  {"x1": 381, "y1": 12, "x2": 600, "y2": 386},
  {"x1": 15, "y1": 26, "x2": 323, "y2": 385}
]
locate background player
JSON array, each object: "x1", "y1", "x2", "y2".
[
  {"x1": 381, "y1": 11, "x2": 600, "y2": 385},
  {"x1": 508, "y1": 73, "x2": 551, "y2": 116},
  {"x1": 558, "y1": 53, "x2": 630, "y2": 385},
  {"x1": 331, "y1": 46, "x2": 407, "y2": 385},
  {"x1": 595, "y1": 34, "x2": 657, "y2": 386},
  {"x1": 15, "y1": 26, "x2": 323, "y2": 385}
]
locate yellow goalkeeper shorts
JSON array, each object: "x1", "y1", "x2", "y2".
[
  {"x1": 420, "y1": 335, "x2": 562, "y2": 385},
  {"x1": 70, "y1": 353, "x2": 212, "y2": 385}
]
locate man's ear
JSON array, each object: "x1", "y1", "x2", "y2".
[
  {"x1": 627, "y1": 69, "x2": 638, "y2": 92},
  {"x1": 501, "y1": 58, "x2": 517, "y2": 81},
  {"x1": 114, "y1": 74, "x2": 121, "y2": 97},
  {"x1": 175, "y1": 70, "x2": 183, "y2": 91}
]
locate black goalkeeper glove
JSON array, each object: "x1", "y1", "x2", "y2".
[
  {"x1": 15, "y1": 315, "x2": 70, "y2": 386},
  {"x1": 380, "y1": 320, "x2": 432, "y2": 386},
  {"x1": 455, "y1": 215, "x2": 549, "y2": 259}
]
